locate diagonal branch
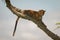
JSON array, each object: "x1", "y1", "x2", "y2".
[
  {"x1": 5, "y1": 0, "x2": 25, "y2": 17},
  {"x1": 35, "y1": 20, "x2": 60, "y2": 40}
]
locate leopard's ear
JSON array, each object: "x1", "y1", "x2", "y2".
[{"x1": 38, "y1": 10, "x2": 45, "y2": 16}]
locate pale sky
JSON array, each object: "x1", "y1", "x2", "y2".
[{"x1": 0, "y1": 0, "x2": 60, "y2": 40}]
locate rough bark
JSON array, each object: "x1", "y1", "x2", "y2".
[
  {"x1": 34, "y1": 20, "x2": 60, "y2": 40},
  {"x1": 5, "y1": 0, "x2": 60, "y2": 40}
]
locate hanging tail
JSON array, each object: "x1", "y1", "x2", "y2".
[{"x1": 13, "y1": 17, "x2": 20, "y2": 36}]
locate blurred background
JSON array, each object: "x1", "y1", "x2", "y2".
[{"x1": 0, "y1": 0, "x2": 60, "y2": 40}]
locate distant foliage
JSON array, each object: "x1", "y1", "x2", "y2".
[
  {"x1": 56, "y1": 22, "x2": 60, "y2": 25},
  {"x1": 55, "y1": 22, "x2": 60, "y2": 30}
]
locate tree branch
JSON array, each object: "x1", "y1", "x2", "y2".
[{"x1": 35, "y1": 20, "x2": 60, "y2": 40}]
